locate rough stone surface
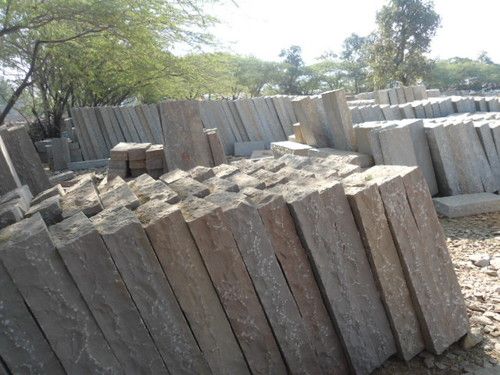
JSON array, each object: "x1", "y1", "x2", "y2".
[
  {"x1": 137, "y1": 200, "x2": 246, "y2": 375},
  {"x1": 92, "y1": 207, "x2": 209, "y2": 375},
  {"x1": 180, "y1": 197, "x2": 274, "y2": 375},
  {"x1": 322, "y1": 89, "x2": 355, "y2": 150},
  {"x1": 128, "y1": 174, "x2": 180, "y2": 204},
  {"x1": 0, "y1": 201, "x2": 24, "y2": 230},
  {"x1": 50, "y1": 137, "x2": 71, "y2": 171},
  {"x1": 189, "y1": 165, "x2": 215, "y2": 182},
  {"x1": 0, "y1": 263, "x2": 65, "y2": 374},
  {"x1": 26, "y1": 195, "x2": 63, "y2": 225},
  {"x1": 433, "y1": 193, "x2": 500, "y2": 218},
  {"x1": 271, "y1": 141, "x2": 312, "y2": 158},
  {"x1": 50, "y1": 213, "x2": 167, "y2": 374},
  {"x1": 292, "y1": 97, "x2": 329, "y2": 147},
  {"x1": 205, "y1": 129, "x2": 227, "y2": 165},
  {"x1": 204, "y1": 176, "x2": 240, "y2": 193},
  {"x1": 206, "y1": 192, "x2": 320, "y2": 375},
  {"x1": 224, "y1": 172, "x2": 266, "y2": 190},
  {"x1": 166, "y1": 176, "x2": 210, "y2": 199},
  {"x1": 345, "y1": 183, "x2": 425, "y2": 360},
  {"x1": 246, "y1": 189, "x2": 349, "y2": 374},
  {"x1": 0, "y1": 214, "x2": 121, "y2": 373},
  {"x1": 98, "y1": 177, "x2": 140, "y2": 210},
  {"x1": 60, "y1": 175, "x2": 103, "y2": 218},
  {"x1": 282, "y1": 181, "x2": 396, "y2": 375},
  {"x1": 31, "y1": 184, "x2": 65, "y2": 205}
]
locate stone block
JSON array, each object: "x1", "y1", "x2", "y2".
[
  {"x1": 378, "y1": 125, "x2": 418, "y2": 166},
  {"x1": 225, "y1": 172, "x2": 265, "y2": 190},
  {"x1": 26, "y1": 195, "x2": 63, "y2": 225},
  {"x1": 128, "y1": 174, "x2": 180, "y2": 204},
  {"x1": 293, "y1": 122, "x2": 305, "y2": 143},
  {"x1": 251, "y1": 168, "x2": 288, "y2": 188},
  {"x1": 98, "y1": 177, "x2": 140, "y2": 210},
  {"x1": 234, "y1": 141, "x2": 267, "y2": 157},
  {"x1": 0, "y1": 214, "x2": 121, "y2": 373},
  {"x1": 388, "y1": 88, "x2": 399, "y2": 105},
  {"x1": 204, "y1": 176, "x2": 240, "y2": 193},
  {"x1": 160, "y1": 168, "x2": 189, "y2": 184},
  {"x1": 247, "y1": 190, "x2": 349, "y2": 373},
  {"x1": 412, "y1": 103, "x2": 426, "y2": 119},
  {"x1": 396, "y1": 87, "x2": 406, "y2": 104},
  {"x1": 433, "y1": 193, "x2": 500, "y2": 217},
  {"x1": 167, "y1": 176, "x2": 210, "y2": 199},
  {"x1": 213, "y1": 163, "x2": 240, "y2": 178},
  {"x1": 50, "y1": 213, "x2": 168, "y2": 373},
  {"x1": 92, "y1": 207, "x2": 209, "y2": 374},
  {"x1": 205, "y1": 128, "x2": 227, "y2": 165},
  {"x1": 0, "y1": 201, "x2": 24, "y2": 230},
  {"x1": 68, "y1": 158, "x2": 108, "y2": 171},
  {"x1": 0, "y1": 125, "x2": 50, "y2": 195},
  {"x1": 403, "y1": 87, "x2": 415, "y2": 103},
  {"x1": 31, "y1": 184, "x2": 65, "y2": 205},
  {"x1": 189, "y1": 165, "x2": 215, "y2": 182},
  {"x1": 345, "y1": 184, "x2": 424, "y2": 360},
  {"x1": 50, "y1": 137, "x2": 71, "y2": 171},
  {"x1": 110, "y1": 142, "x2": 131, "y2": 160},
  {"x1": 180, "y1": 197, "x2": 276, "y2": 374},
  {"x1": 439, "y1": 98, "x2": 455, "y2": 116},
  {"x1": 292, "y1": 97, "x2": 328, "y2": 147},
  {"x1": 60, "y1": 175, "x2": 103, "y2": 218},
  {"x1": 271, "y1": 141, "x2": 312, "y2": 158},
  {"x1": 400, "y1": 103, "x2": 416, "y2": 119},
  {"x1": 322, "y1": 89, "x2": 355, "y2": 150},
  {"x1": 475, "y1": 122, "x2": 500, "y2": 187},
  {"x1": 0, "y1": 263, "x2": 65, "y2": 374},
  {"x1": 49, "y1": 170, "x2": 75, "y2": 185},
  {"x1": 0, "y1": 185, "x2": 32, "y2": 209},
  {"x1": 282, "y1": 181, "x2": 396, "y2": 374},
  {"x1": 137, "y1": 201, "x2": 244, "y2": 375}
]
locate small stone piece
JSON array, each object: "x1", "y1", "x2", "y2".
[
  {"x1": 26, "y1": 195, "x2": 63, "y2": 225},
  {"x1": 60, "y1": 175, "x2": 103, "y2": 218},
  {"x1": 189, "y1": 166, "x2": 215, "y2": 182},
  {"x1": 461, "y1": 329, "x2": 483, "y2": 350},
  {"x1": 31, "y1": 184, "x2": 65, "y2": 206},
  {"x1": 470, "y1": 253, "x2": 491, "y2": 268}
]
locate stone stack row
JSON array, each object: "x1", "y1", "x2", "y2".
[
  {"x1": 373, "y1": 85, "x2": 429, "y2": 105},
  {"x1": 0, "y1": 153, "x2": 468, "y2": 375},
  {"x1": 354, "y1": 113, "x2": 500, "y2": 196},
  {"x1": 350, "y1": 96, "x2": 500, "y2": 124},
  {"x1": 34, "y1": 137, "x2": 83, "y2": 169}
]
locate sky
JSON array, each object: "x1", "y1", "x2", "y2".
[{"x1": 203, "y1": 0, "x2": 500, "y2": 64}]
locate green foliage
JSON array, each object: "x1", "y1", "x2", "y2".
[
  {"x1": 277, "y1": 45, "x2": 308, "y2": 95},
  {"x1": 426, "y1": 57, "x2": 500, "y2": 92},
  {"x1": 370, "y1": 0, "x2": 440, "y2": 87}
]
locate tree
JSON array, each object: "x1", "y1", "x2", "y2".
[
  {"x1": 369, "y1": 0, "x2": 440, "y2": 87},
  {"x1": 277, "y1": 45, "x2": 307, "y2": 95},
  {"x1": 340, "y1": 33, "x2": 373, "y2": 93},
  {"x1": 0, "y1": 0, "x2": 217, "y2": 128}
]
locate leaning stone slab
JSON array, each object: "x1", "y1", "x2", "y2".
[
  {"x1": 49, "y1": 170, "x2": 75, "y2": 186},
  {"x1": 344, "y1": 183, "x2": 424, "y2": 360},
  {"x1": 61, "y1": 175, "x2": 103, "y2": 218},
  {"x1": 128, "y1": 174, "x2": 180, "y2": 204},
  {"x1": 26, "y1": 195, "x2": 63, "y2": 225},
  {"x1": 0, "y1": 125, "x2": 50, "y2": 195},
  {"x1": 180, "y1": 197, "x2": 275, "y2": 375},
  {"x1": 292, "y1": 97, "x2": 329, "y2": 147},
  {"x1": 282, "y1": 181, "x2": 396, "y2": 374},
  {"x1": 31, "y1": 184, "x2": 65, "y2": 205},
  {"x1": 0, "y1": 201, "x2": 24, "y2": 230},
  {"x1": 206, "y1": 192, "x2": 320, "y2": 374},
  {"x1": 166, "y1": 176, "x2": 210, "y2": 199},
  {"x1": 50, "y1": 137, "x2": 71, "y2": 171},
  {"x1": 0, "y1": 185, "x2": 32, "y2": 211},
  {"x1": 0, "y1": 263, "x2": 65, "y2": 374},
  {"x1": 475, "y1": 122, "x2": 500, "y2": 187},
  {"x1": 50, "y1": 213, "x2": 167, "y2": 374},
  {"x1": 98, "y1": 177, "x2": 140, "y2": 210},
  {"x1": 92, "y1": 207, "x2": 209, "y2": 375},
  {"x1": 322, "y1": 89, "x2": 355, "y2": 150},
  {"x1": 137, "y1": 201, "x2": 242, "y2": 375},
  {"x1": 205, "y1": 128, "x2": 228, "y2": 165},
  {"x1": 247, "y1": 189, "x2": 349, "y2": 373},
  {"x1": 68, "y1": 158, "x2": 109, "y2": 171},
  {"x1": 0, "y1": 214, "x2": 121, "y2": 373},
  {"x1": 378, "y1": 124, "x2": 418, "y2": 166},
  {"x1": 433, "y1": 193, "x2": 500, "y2": 218}
]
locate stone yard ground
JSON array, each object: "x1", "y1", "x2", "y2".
[{"x1": 376, "y1": 212, "x2": 500, "y2": 375}]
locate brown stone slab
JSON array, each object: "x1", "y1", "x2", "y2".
[
  {"x1": 204, "y1": 176, "x2": 240, "y2": 193},
  {"x1": 205, "y1": 129, "x2": 227, "y2": 165},
  {"x1": 50, "y1": 213, "x2": 167, "y2": 374},
  {"x1": 98, "y1": 177, "x2": 140, "y2": 210},
  {"x1": 127, "y1": 142, "x2": 151, "y2": 161},
  {"x1": 345, "y1": 183, "x2": 425, "y2": 360},
  {"x1": 362, "y1": 165, "x2": 468, "y2": 354},
  {"x1": 213, "y1": 163, "x2": 240, "y2": 178},
  {"x1": 247, "y1": 189, "x2": 349, "y2": 374},
  {"x1": 159, "y1": 100, "x2": 213, "y2": 170},
  {"x1": 160, "y1": 168, "x2": 189, "y2": 184},
  {"x1": 0, "y1": 214, "x2": 121, "y2": 373},
  {"x1": 92, "y1": 207, "x2": 209, "y2": 374},
  {"x1": 0, "y1": 263, "x2": 64, "y2": 374},
  {"x1": 321, "y1": 89, "x2": 355, "y2": 150},
  {"x1": 205, "y1": 192, "x2": 321, "y2": 374},
  {"x1": 400, "y1": 167, "x2": 469, "y2": 349},
  {"x1": 60, "y1": 175, "x2": 103, "y2": 218},
  {"x1": 167, "y1": 177, "x2": 210, "y2": 199},
  {"x1": 110, "y1": 142, "x2": 131, "y2": 161},
  {"x1": 180, "y1": 197, "x2": 281, "y2": 375},
  {"x1": 291, "y1": 97, "x2": 328, "y2": 147},
  {"x1": 137, "y1": 200, "x2": 242, "y2": 375},
  {"x1": 282, "y1": 181, "x2": 396, "y2": 374}
]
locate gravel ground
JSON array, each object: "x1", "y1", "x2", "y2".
[{"x1": 376, "y1": 212, "x2": 500, "y2": 374}]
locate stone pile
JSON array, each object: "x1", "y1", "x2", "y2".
[
  {"x1": 353, "y1": 114, "x2": 500, "y2": 197},
  {"x1": 350, "y1": 96, "x2": 500, "y2": 124},
  {"x1": 0, "y1": 153, "x2": 469, "y2": 375},
  {"x1": 35, "y1": 136, "x2": 83, "y2": 170}
]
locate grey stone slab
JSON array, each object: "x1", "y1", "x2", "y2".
[
  {"x1": 396, "y1": 87, "x2": 406, "y2": 104},
  {"x1": 128, "y1": 106, "x2": 149, "y2": 143},
  {"x1": 486, "y1": 97, "x2": 500, "y2": 112},
  {"x1": 0, "y1": 214, "x2": 121, "y2": 373},
  {"x1": 233, "y1": 99, "x2": 266, "y2": 142},
  {"x1": 433, "y1": 192, "x2": 500, "y2": 217},
  {"x1": 400, "y1": 103, "x2": 416, "y2": 119},
  {"x1": 292, "y1": 97, "x2": 328, "y2": 147},
  {"x1": 205, "y1": 129, "x2": 227, "y2": 165},
  {"x1": 80, "y1": 107, "x2": 108, "y2": 158},
  {"x1": 134, "y1": 105, "x2": 155, "y2": 143},
  {"x1": 95, "y1": 107, "x2": 118, "y2": 148},
  {"x1": 271, "y1": 96, "x2": 295, "y2": 136},
  {"x1": 50, "y1": 137, "x2": 71, "y2": 171},
  {"x1": 128, "y1": 174, "x2": 180, "y2": 204},
  {"x1": 199, "y1": 101, "x2": 236, "y2": 155},
  {"x1": 405, "y1": 120, "x2": 439, "y2": 196},
  {"x1": 247, "y1": 190, "x2": 349, "y2": 373},
  {"x1": 322, "y1": 89, "x2": 355, "y2": 150},
  {"x1": 137, "y1": 201, "x2": 245, "y2": 375},
  {"x1": 206, "y1": 192, "x2": 320, "y2": 374},
  {"x1": 112, "y1": 107, "x2": 134, "y2": 142},
  {"x1": 92, "y1": 207, "x2": 208, "y2": 375},
  {"x1": 403, "y1": 86, "x2": 415, "y2": 103},
  {"x1": 219, "y1": 100, "x2": 245, "y2": 143},
  {"x1": 226, "y1": 100, "x2": 250, "y2": 142},
  {"x1": 282, "y1": 181, "x2": 396, "y2": 375},
  {"x1": 271, "y1": 141, "x2": 312, "y2": 158},
  {"x1": 350, "y1": 106, "x2": 363, "y2": 124},
  {"x1": 412, "y1": 103, "x2": 426, "y2": 119},
  {"x1": 93, "y1": 108, "x2": 113, "y2": 151},
  {"x1": 438, "y1": 98, "x2": 454, "y2": 117},
  {"x1": 61, "y1": 175, "x2": 103, "y2": 218},
  {"x1": 234, "y1": 141, "x2": 267, "y2": 157},
  {"x1": 381, "y1": 105, "x2": 402, "y2": 121},
  {"x1": 253, "y1": 97, "x2": 287, "y2": 141},
  {"x1": 312, "y1": 95, "x2": 336, "y2": 146},
  {"x1": 181, "y1": 197, "x2": 279, "y2": 375},
  {"x1": 388, "y1": 88, "x2": 399, "y2": 105},
  {"x1": 68, "y1": 159, "x2": 109, "y2": 171},
  {"x1": 491, "y1": 123, "x2": 500, "y2": 157},
  {"x1": 423, "y1": 101, "x2": 434, "y2": 118},
  {"x1": 102, "y1": 107, "x2": 124, "y2": 144},
  {"x1": 412, "y1": 85, "x2": 427, "y2": 100},
  {"x1": 0, "y1": 263, "x2": 65, "y2": 375},
  {"x1": 0, "y1": 125, "x2": 50, "y2": 196},
  {"x1": 49, "y1": 170, "x2": 75, "y2": 185},
  {"x1": 424, "y1": 124, "x2": 461, "y2": 195},
  {"x1": 26, "y1": 195, "x2": 62, "y2": 225},
  {"x1": 70, "y1": 107, "x2": 97, "y2": 160},
  {"x1": 159, "y1": 101, "x2": 213, "y2": 170},
  {"x1": 50, "y1": 213, "x2": 167, "y2": 374},
  {"x1": 378, "y1": 125, "x2": 418, "y2": 166},
  {"x1": 0, "y1": 185, "x2": 32, "y2": 210},
  {"x1": 345, "y1": 184, "x2": 425, "y2": 360},
  {"x1": 431, "y1": 101, "x2": 442, "y2": 118},
  {"x1": 99, "y1": 177, "x2": 140, "y2": 210},
  {"x1": 0, "y1": 201, "x2": 24, "y2": 230},
  {"x1": 375, "y1": 89, "x2": 390, "y2": 105},
  {"x1": 476, "y1": 122, "x2": 500, "y2": 188}
]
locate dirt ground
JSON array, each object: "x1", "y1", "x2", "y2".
[{"x1": 375, "y1": 212, "x2": 500, "y2": 375}]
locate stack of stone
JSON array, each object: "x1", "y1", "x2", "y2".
[
  {"x1": 0, "y1": 153, "x2": 469, "y2": 375},
  {"x1": 108, "y1": 142, "x2": 165, "y2": 179},
  {"x1": 145, "y1": 144, "x2": 166, "y2": 178}
]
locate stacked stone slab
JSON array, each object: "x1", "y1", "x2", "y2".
[
  {"x1": 372, "y1": 85, "x2": 428, "y2": 105},
  {"x1": 109, "y1": 142, "x2": 166, "y2": 179},
  {"x1": 0, "y1": 152, "x2": 470, "y2": 374}
]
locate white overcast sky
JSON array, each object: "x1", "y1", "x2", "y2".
[{"x1": 203, "y1": 0, "x2": 500, "y2": 64}]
